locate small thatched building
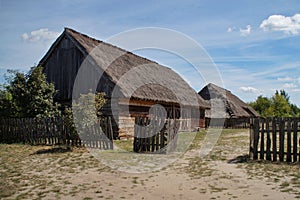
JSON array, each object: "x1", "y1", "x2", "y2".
[
  {"x1": 198, "y1": 83, "x2": 259, "y2": 128},
  {"x1": 40, "y1": 28, "x2": 209, "y2": 138}
]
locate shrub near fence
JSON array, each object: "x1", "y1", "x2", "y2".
[
  {"x1": 250, "y1": 117, "x2": 300, "y2": 163},
  {"x1": 0, "y1": 117, "x2": 113, "y2": 149}
]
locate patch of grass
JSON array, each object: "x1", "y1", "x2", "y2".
[
  {"x1": 114, "y1": 140, "x2": 133, "y2": 152},
  {"x1": 132, "y1": 177, "x2": 139, "y2": 184},
  {"x1": 0, "y1": 143, "x2": 110, "y2": 199},
  {"x1": 185, "y1": 157, "x2": 213, "y2": 178},
  {"x1": 209, "y1": 184, "x2": 227, "y2": 193},
  {"x1": 187, "y1": 131, "x2": 206, "y2": 150},
  {"x1": 241, "y1": 159, "x2": 300, "y2": 196},
  {"x1": 280, "y1": 182, "x2": 290, "y2": 188}
]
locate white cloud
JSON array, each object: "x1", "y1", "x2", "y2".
[
  {"x1": 292, "y1": 89, "x2": 300, "y2": 92},
  {"x1": 277, "y1": 76, "x2": 293, "y2": 82},
  {"x1": 239, "y1": 25, "x2": 251, "y2": 36},
  {"x1": 260, "y1": 14, "x2": 300, "y2": 35},
  {"x1": 240, "y1": 86, "x2": 258, "y2": 93},
  {"x1": 227, "y1": 27, "x2": 236, "y2": 33},
  {"x1": 21, "y1": 28, "x2": 59, "y2": 43},
  {"x1": 283, "y1": 83, "x2": 297, "y2": 88}
]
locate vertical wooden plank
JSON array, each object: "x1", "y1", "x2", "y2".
[
  {"x1": 293, "y1": 118, "x2": 298, "y2": 162},
  {"x1": 160, "y1": 120, "x2": 165, "y2": 150},
  {"x1": 260, "y1": 118, "x2": 265, "y2": 160},
  {"x1": 133, "y1": 117, "x2": 138, "y2": 152},
  {"x1": 286, "y1": 118, "x2": 292, "y2": 162},
  {"x1": 146, "y1": 117, "x2": 150, "y2": 152},
  {"x1": 151, "y1": 118, "x2": 155, "y2": 152},
  {"x1": 253, "y1": 118, "x2": 259, "y2": 160},
  {"x1": 61, "y1": 117, "x2": 66, "y2": 146},
  {"x1": 0, "y1": 119, "x2": 3, "y2": 143},
  {"x1": 272, "y1": 118, "x2": 277, "y2": 161},
  {"x1": 249, "y1": 118, "x2": 255, "y2": 160},
  {"x1": 45, "y1": 118, "x2": 49, "y2": 145},
  {"x1": 108, "y1": 117, "x2": 114, "y2": 150},
  {"x1": 138, "y1": 117, "x2": 143, "y2": 152},
  {"x1": 298, "y1": 119, "x2": 300, "y2": 162},
  {"x1": 266, "y1": 118, "x2": 271, "y2": 161},
  {"x1": 279, "y1": 118, "x2": 285, "y2": 162},
  {"x1": 141, "y1": 117, "x2": 145, "y2": 152},
  {"x1": 155, "y1": 118, "x2": 160, "y2": 151}
]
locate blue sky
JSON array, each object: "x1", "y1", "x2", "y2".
[{"x1": 1, "y1": 0, "x2": 300, "y2": 105}]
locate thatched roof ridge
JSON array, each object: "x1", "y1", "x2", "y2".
[
  {"x1": 41, "y1": 28, "x2": 209, "y2": 108},
  {"x1": 199, "y1": 83, "x2": 259, "y2": 118}
]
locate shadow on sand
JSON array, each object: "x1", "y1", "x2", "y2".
[
  {"x1": 31, "y1": 147, "x2": 72, "y2": 155},
  {"x1": 227, "y1": 154, "x2": 250, "y2": 164}
]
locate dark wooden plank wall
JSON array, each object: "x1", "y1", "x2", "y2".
[
  {"x1": 0, "y1": 117, "x2": 113, "y2": 149},
  {"x1": 42, "y1": 35, "x2": 116, "y2": 104}
]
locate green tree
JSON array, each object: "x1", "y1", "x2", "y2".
[
  {"x1": 5, "y1": 71, "x2": 28, "y2": 117},
  {"x1": 276, "y1": 89, "x2": 290, "y2": 102},
  {"x1": 249, "y1": 90, "x2": 299, "y2": 118},
  {"x1": 290, "y1": 104, "x2": 300, "y2": 117},
  {"x1": 270, "y1": 93, "x2": 292, "y2": 117},
  {"x1": 26, "y1": 66, "x2": 60, "y2": 118},
  {"x1": 249, "y1": 95, "x2": 271, "y2": 117},
  {"x1": 0, "y1": 89, "x2": 14, "y2": 117},
  {"x1": 0, "y1": 66, "x2": 60, "y2": 118}
]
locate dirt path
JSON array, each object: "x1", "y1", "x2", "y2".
[
  {"x1": 1, "y1": 130, "x2": 299, "y2": 199},
  {"x1": 46, "y1": 155, "x2": 295, "y2": 200}
]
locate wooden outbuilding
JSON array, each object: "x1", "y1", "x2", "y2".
[
  {"x1": 39, "y1": 28, "x2": 209, "y2": 138},
  {"x1": 198, "y1": 83, "x2": 259, "y2": 128}
]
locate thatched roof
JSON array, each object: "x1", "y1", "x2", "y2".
[
  {"x1": 40, "y1": 28, "x2": 208, "y2": 108},
  {"x1": 198, "y1": 83, "x2": 259, "y2": 118}
]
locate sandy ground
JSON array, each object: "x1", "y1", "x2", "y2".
[
  {"x1": 54, "y1": 154, "x2": 295, "y2": 200},
  {"x1": 1, "y1": 130, "x2": 299, "y2": 200}
]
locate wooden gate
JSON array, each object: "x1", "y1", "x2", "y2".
[
  {"x1": 250, "y1": 118, "x2": 300, "y2": 162},
  {"x1": 133, "y1": 116, "x2": 179, "y2": 153}
]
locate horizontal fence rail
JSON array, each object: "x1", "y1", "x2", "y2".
[
  {"x1": 250, "y1": 117, "x2": 300, "y2": 163},
  {"x1": 0, "y1": 117, "x2": 113, "y2": 149}
]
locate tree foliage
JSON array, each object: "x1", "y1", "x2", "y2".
[
  {"x1": 72, "y1": 92, "x2": 106, "y2": 128},
  {"x1": 0, "y1": 66, "x2": 60, "y2": 118},
  {"x1": 249, "y1": 90, "x2": 299, "y2": 118},
  {"x1": 63, "y1": 92, "x2": 106, "y2": 138}
]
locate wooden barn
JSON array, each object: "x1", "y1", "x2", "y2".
[
  {"x1": 198, "y1": 83, "x2": 259, "y2": 128},
  {"x1": 39, "y1": 28, "x2": 209, "y2": 138}
]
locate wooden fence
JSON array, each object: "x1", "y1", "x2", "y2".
[
  {"x1": 250, "y1": 118, "x2": 300, "y2": 162},
  {"x1": 133, "y1": 117, "x2": 179, "y2": 153},
  {"x1": 0, "y1": 117, "x2": 113, "y2": 149},
  {"x1": 205, "y1": 118, "x2": 250, "y2": 129}
]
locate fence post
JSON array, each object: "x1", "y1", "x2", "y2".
[
  {"x1": 254, "y1": 118, "x2": 260, "y2": 160},
  {"x1": 266, "y1": 118, "x2": 271, "y2": 161},
  {"x1": 279, "y1": 118, "x2": 285, "y2": 162},
  {"x1": 286, "y1": 118, "x2": 292, "y2": 162},
  {"x1": 249, "y1": 118, "x2": 256, "y2": 160},
  {"x1": 272, "y1": 118, "x2": 277, "y2": 161},
  {"x1": 293, "y1": 118, "x2": 298, "y2": 162},
  {"x1": 260, "y1": 118, "x2": 265, "y2": 160}
]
